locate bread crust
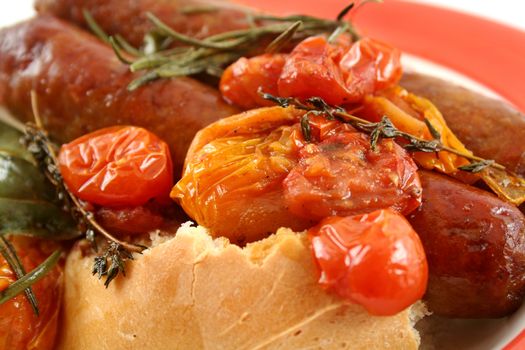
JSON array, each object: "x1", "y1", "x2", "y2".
[{"x1": 57, "y1": 224, "x2": 424, "y2": 349}]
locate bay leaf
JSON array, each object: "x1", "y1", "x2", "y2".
[
  {"x1": 0, "y1": 154, "x2": 55, "y2": 201},
  {"x1": 0, "y1": 121, "x2": 33, "y2": 163},
  {"x1": 0, "y1": 120, "x2": 79, "y2": 240},
  {"x1": 0, "y1": 198, "x2": 79, "y2": 240}
]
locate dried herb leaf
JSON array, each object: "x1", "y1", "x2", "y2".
[
  {"x1": 265, "y1": 21, "x2": 302, "y2": 54},
  {"x1": 300, "y1": 114, "x2": 312, "y2": 142},
  {"x1": 82, "y1": 9, "x2": 110, "y2": 44},
  {"x1": 336, "y1": 3, "x2": 355, "y2": 21},
  {"x1": 93, "y1": 242, "x2": 135, "y2": 288},
  {"x1": 458, "y1": 160, "x2": 495, "y2": 173},
  {"x1": 424, "y1": 118, "x2": 441, "y2": 140}
]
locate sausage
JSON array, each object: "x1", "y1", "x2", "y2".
[
  {"x1": 401, "y1": 72, "x2": 525, "y2": 177},
  {"x1": 35, "y1": 0, "x2": 252, "y2": 48},
  {"x1": 408, "y1": 171, "x2": 525, "y2": 318},
  {"x1": 0, "y1": 16, "x2": 239, "y2": 176}
]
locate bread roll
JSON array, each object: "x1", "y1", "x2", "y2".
[{"x1": 57, "y1": 224, "x2": 426, "y2": 349}]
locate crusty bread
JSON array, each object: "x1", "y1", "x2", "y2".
[{"x1": 57, "y1": 223, "x2": 426, "y2": 349}]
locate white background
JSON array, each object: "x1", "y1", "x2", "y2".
[{"x1": 0, "y1": 0, "x2": 525, "y2": 31}]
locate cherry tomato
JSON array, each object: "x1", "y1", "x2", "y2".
[
  {"x1": 278, "y1": 35, "x2": 353, "y2": 105},
  {"x1": 283, "y1": 118, "x2": 422, "y2": 220},
  {"x1": 339, "y1": 37, "x2": 402, "y2": 96},
  {"x1": 309, "y1": 209, "x2": 428, "y2": 316},
  {"x1": 0, "y1": 238, "x2": 62, "y2": 350},
  {"x1": 220, "y1": 54, "x2": 286, "y2": 109},
  {"x1": 59, "y1": 126, "x2": 173, "y2": 207},
  {"x1": 219, "y1": 35, "x2": 402, "y2": 108}
]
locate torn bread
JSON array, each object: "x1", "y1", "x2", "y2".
[{"x1": 57, "y1": 224, "x2": 426, "y2": 349}]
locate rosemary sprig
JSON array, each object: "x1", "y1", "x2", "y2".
[
  {"x1": 265, "y1": 21, "x2": 303, "y2": 54},
  {"x1": 82, "y1": 9, "x2": 110, "y2": 44},
  {"x1": 259, "y1": 90, "x2": 507, "y2": 173},
  {"x1": 21, "y1": 92, "x2": 145, "y2": 287},
  {"x1": 84, "y1": 3, "x2": 363, "y2": 90},
  {"x1": 0, "y1": 236, "x2": 39, "y2": 314},
  {"x1": 0, "y1": 250, "x2": 60, "y2": 307}
]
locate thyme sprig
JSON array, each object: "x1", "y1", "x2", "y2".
[
  {"x1": 21, "y1": 92, "x2": 145, "y2": 287},
  {"x1": 259, "y1": 90, "x2": 506, "y2": 173},
  {"x1": 84, "y1": 4, "x2": 362, "y2": 90},
  {"x1": 92, "y1": 242, "x2": 134, "y2": 288}
]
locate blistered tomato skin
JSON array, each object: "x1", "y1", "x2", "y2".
[
  {"x1": 309, "y1": 209, "x2": 428, "y2": 316},
  {"x1": 220, "y1": 54, "x2": 287, "y2": 109},
  {"x1": 278, "y1": 36, "x2": 352, "y2": 106},
  {"x1": 59, "y1": 126, "x2": 173, "y2": 207},
  {"x1": 339, "y1": 37, "x2": 402, "y2": 95},
  {"x1": 0, "y1": 239, "x2": 62, "y2": 350}
]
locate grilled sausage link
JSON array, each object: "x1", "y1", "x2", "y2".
[
  {"x1": 35, "y1": 0, "x2": 252, "y2": 48},
  {"x1": 409, "y1": 171, "x2": 525, "y2": 318},
  {"x1": 401, "y1": 72, "x2": 525, "y2": 177},
  {"x1": 0, "y1": 16, "x2": 238, "y2": 175}
]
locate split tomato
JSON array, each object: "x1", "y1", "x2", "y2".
[
  {"x1": 58, "y1": 126, "x2": 173, "y2": 207},
  {"x1": 309, "y1": 209, "x2": 428, "y2": 316}
]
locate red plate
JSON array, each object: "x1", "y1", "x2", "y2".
[{"x1": 235, "y1": 0, "x2": 525, "y2": 348}]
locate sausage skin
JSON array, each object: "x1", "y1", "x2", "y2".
[
  {"x1": 0, "y1": 16, "x2": 239, "y2": 176},
  {"x1": 35, "y1": 0, "x2": 252, "y2": 48},
  {"x1": 409, "y1": 171, "x2": 525, "y2": 318},
  {"x1": 401, "y1": 72, "x2": 525, "y2": 177}
]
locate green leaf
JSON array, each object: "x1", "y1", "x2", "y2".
[
  {"x1": 0, "y1": 198, "x2": 79, "y2": 240},
  {"x1": 0, "y1": 154, "x2": 54, "y2": 201},
  {"x1": 0, "y1": 122, "x2": 33, "y2": 163},
  {"x1": 0, "y1": 250, "x2": 61, "y2": 306},
  {"x1": 0, "y1": 121, "x2": 79, "y2": 240}
]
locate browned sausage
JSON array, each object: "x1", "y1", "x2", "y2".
[
  {"x1": 0, "y1": 16, "x2": 238, "y2": 176},
  {"x1": 35, "y1": 0, "x2": 252, "y2": 48},
  {"x1": 408, "y1": 171, "x2": 525, "y2": 318},
  {"x1": 401, "y1": 72, "x2": 525, "y2": 177}
]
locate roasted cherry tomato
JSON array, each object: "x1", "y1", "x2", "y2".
[
  {"x1": 220, "y1": 54, "x2": 286, "y2": 109},
  {"x1": 309, "y1": 209, "x2": 428, "y2": 316},
  {"x1": 278, "y1": 35, "x2": 353, "y2": 105},
  {"x1": 0, "y1": 238, "x2": 62, "y2": 350},
  {"x1": 59, "y1": 126, "x2": 173, "y2": 207},
  {"x1": 283, "y1": 119, "x2": 422, "y2": 220},
  {"x1": 219, "y1": 36, "x2": 402, "y2": 108},
  {"x1": 339, "y1": 37, "x2": 402, "y2": 95},
  {"x1": 173, "y1": 107, "x2": 422, "y2": 243}
]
